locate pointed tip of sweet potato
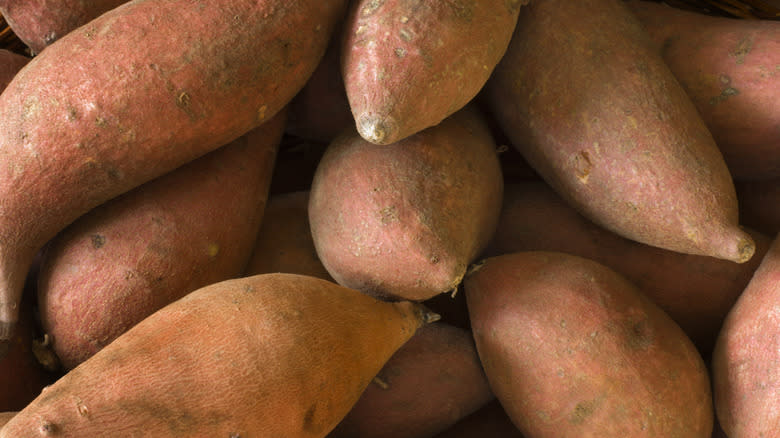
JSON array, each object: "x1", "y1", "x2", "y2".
[{"x1": 357, "y1": 114, "x2": 398, "y2": 145}]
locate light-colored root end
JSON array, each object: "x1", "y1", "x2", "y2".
[
  {"x1": 0, "y1": 320, "x2": 14, "y2": 342},
  {"x1": 357, "y1": 115, "x2": 397, "y2": 145},
  {"x1": 733, "y1": 234, "x2": 756, "y2": 264},
  {"x1": 420, "y1": 305, "x2": 442, "y2": 324}
]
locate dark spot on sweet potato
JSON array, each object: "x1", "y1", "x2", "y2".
[
  {"x1": 709, "y1": 86, "x2": 740, "y2": 105},
  {"x1": 91, "y1": 234, "x2": 106, "y2": 249},
  {"x1": 302, "y1": 404, "x2": 317, "y2": 431},
  {"x1": 378, "y1": 206, "x2": 398, "y2": 224},
  {"x1": 446, "y1": 0, "x2": 474, "y2": 21},
  {"x1": 39, "y1": 420, "x2": 58, "y2": 435},
  {"x1": 361, "y1": 0, "x2": 386, "y2": 16},
  {"x1": 570, "y1": 400, "x2": 595, "y2": 424},
  {"x1": 732, "y1": 35, "x2": 753, "y2": 65},
  {"x1": 625, "y1": 318, "x2": 653, "y2": 350},
  {"x1": 573, "y1": 150, "x2": 592, "y2": 184}
]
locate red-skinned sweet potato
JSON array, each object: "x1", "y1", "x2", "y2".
[
  {"x1": 485, "y1": 0, "x2": 754, "y2": 264},
  {"x1": 465, "y1": 252, "x2": 713, "y2": 437},
  {"x1": 37, "y1": 111, "x2": 285, "y2": 370},
  {"x1": 1, "y1": 273, "x2": 435, "y2": 437},
  {"x1": 243, "y1": 190, "x2": 333, "y2": 282},
  {"x1": 0, "y1": 0, "x2": 347, "y2": 341},
  {"x1": 627, "y1": 0, "x2": 780, "y2": 181},
  {"x1": 0, "y1": 0, "x2": 128, "y2": 54},
  {"x1": 341, "y1": 0, "x2": 525, "y2": 145},
  {"x1": 712, "y1": 233, "x2": 780, "y2": 437},
  {"x1": 484, "y1": 181, "x2": 770, "y2": 355},
  {"x1": 309, "y1": 105, "x2": 504, "y2": 301},
  {"x1": 328, "y1": 322, "x2": 493, "y2": 438}
]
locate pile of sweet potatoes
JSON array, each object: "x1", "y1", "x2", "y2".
[{"x1": 0, "y1": 0, "x2": 779, "y2": 436}]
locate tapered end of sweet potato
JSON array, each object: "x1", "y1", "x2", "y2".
[
  {"x1": 719, "y1": 228, "x2": 756, "y2": 264},
  {"x1": 0, "y1": 320, "x2": 14, "y2": 343},
  {"x1": 357, "y1": 114, "x2": 398, "y2": 145}
]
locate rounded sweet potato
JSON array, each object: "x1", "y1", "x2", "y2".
[
  {"x1": 484, "y1": 181, "x2": 770, "y2": 355},
  {"x1": 627, "y1": 0, "x2": 780, "y2": 181},
  {"x1": 0, "y1": 0, "x2": 128, "y2": 54},
  {"x1": 341, "y1": 0, "x2": 525, "y2": 145},
  {"x1": 0, "y1": 0, "x2": 348, "y2": 341},
  {"x1": 243, "y1": 190, "x2": 333, "y2": 281},
  {"x1": 465, "y1": 252, "x2": 713, "y2": 437},
  {"x1": 309, "y1": 105, "x2": 504, "y2": 301},
  {"x1": 1, "y1": 273, "x2": 434, "y2": 437},
  {"x1": 712, "y1": 234, "x2": 780, "y2": 437},
  {"x1": 485, "y1": 0, "x2": 754, "y2": 264},
  {"x1": 328, "y1": 322, "x2": 493, "y2": 438},
  {"x1": 38, "y1": 111, "x2": 285, "y2": 370}
]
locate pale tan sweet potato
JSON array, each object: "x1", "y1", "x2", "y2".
[
  {"x1": 627, "y1": 0, "x2": 780, "y2": 181},
  {"x1": 485, "y1": 0, "x2": 754, "y2": 263},
  {"x1": 712, "y1": 234, "x2": 780, "y2": 437},
  {"x1": 37, "y1": 111, "x2": 285, "y2": 370},
  {"x1": 1, "y1": 273, "x2": 434, "y2": 437},
  {"x1": 465, "y1": 252, "x2": 713, "y2": 437},
  {"x1": 0, "y1": 0, "x2": 347, "y2": 341},
  {"x1": 484, "y1": 181, "x2": 770, "y2": 355},
  {"x1": 341, "y1": 0, "x2": 525, "y2": 144},
  {"x1": 309, "y1": 105, "x2": 504, "y2": 301},
  {"x1": 0, "y1": 0, "x2": 128, "y2": 54},
  {"x1": 328, "y1": 322, "x2": 493, "y2": 438}
]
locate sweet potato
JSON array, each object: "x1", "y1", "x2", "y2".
[
  {"x1": 484, "y1": 181, "x2": 770, "y2": 355},
  {"x1": 485, "y1": 0, "x2": 754, "y2": 263},
  {"x1": 0, "y1": 273, "x2": 435, "y2": 437},
  {"x1": 465, "y1": 252, "x2": 713, "y2": 437},
  {"x1": 0, "y1": 0, "x2": 128, "y2": 54},
  {"x1": 736, "y1": 177, "x2": 780, "y2": 235},
  {"x1": 309, "y1": 105, "x2": 503, "y2": 301},
  {"x1": 627, "y1": 0, "x2": 780, "y2": 181},
  {"x1": 243, "y1": 190, "x2": 333, "y2": 282},
  {"x1": 431, "y1": 400, "x2": 524, "y2": 438},
  {"x1": 0, "y1": 413, "x2": 15, "y2": 429},
  {"x1": 712, "y1": 234, "x2": 780, "y2": 437},
  {"x1": 341, "y1": 0, "x2": 525, "y2": 145},
  {"x1": 328, "y1": 322, "x2": 493, "y2": 438},
  {"x1": 37, "y1": 111, "x2": 285, "y2": 370},
  {"x1": 0, "y1": 0, "x2": 347, "y2": 341}
]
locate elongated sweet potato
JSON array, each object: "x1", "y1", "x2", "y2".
[
  {"x1": 37, "y1": 111, "x2": 285, "y2": 370},
  {"x1": 0, "y1": 0, "x2": 347, "y2": 341},
  {"x1": 485, "y1": 0, "x2": 754, "y2": 263},
  {"x1": 465, "y1": 252, "x2": 713, "y2": 437},
  {"x1": 627, "y1": 0, "x2": 780, "y2": 181},
  {"x1": 712, "y1": 234, "x2": 780, "y2": 437},
  {"x1": 328, "y1": 322, "x2": 493, "y2": 438},
  {"x1": 341, "y1": 0, "x2": 525, "y2": 144},
  {"x1": 484, "y1": 181, "x2": 770, "y2": 355},
  {"x1": 244, "y1": 190, "x2": 333, "y2": 281},
  {"x1": 0, "y1": 0, "x2": 128, "y2": 54},
  {"x1": 0, "y1": 273, "x2": 434, "y2": 437},
  {"x1": 309, "y1": 105, "x2": 503, "y2": 301}
]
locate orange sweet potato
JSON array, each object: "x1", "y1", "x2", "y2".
[
  {"x1": 0, "y1": 0, "x2": 347, "y2": 341},
  {"x1": 484, "y1": 181, "x2": 770, "y2": 355},
  {"x1": 0, "y1": 273, "x2": 434, "y2": 437},
  {"x1": 465, "y1": 252, "x2": 713, "y2": 437},
  {"x1": 485, "y1": 0, "x2": 754, "y2": 263},
  {"x1": 712, "y1": 234, "x2": 780, "y2": 437},
  {"x1": 0, "y1": 0, "x2": 128, "y2": 54},
  {"x1": 627, "y1": 0, "x2": 780, "y2": 181},
  {"x1": 37, "y1": 111, "x2": 285, "y2": 370},
  {"x1": 309, "y1": 105, "x2": 503, "y2": 301},
  {"x1": 243, "y1": 190, "x2": 333, "y2": 282},
  {"x1": 328, "y1": 322, "x2": 493, "y2": 438},
  {"x1": 341, "y1": 0, "x2": 525, "y2": 144}
]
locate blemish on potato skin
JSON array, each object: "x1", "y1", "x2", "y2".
[
  {"x1": 731, "y1": 35, "x2": 753, "y2": 65},
  {"x1": 91, "y1": 234, "x2": 106, "y2": 249},
  {"x1": 573, "y1": 150, "x2": 592, "y2": 184},
  {"x1": 570, "y1": 400, "x2": 595, "y2": 424},
  {"x1": 361, "y1": 0, "x2": 386, "y2": 17}
]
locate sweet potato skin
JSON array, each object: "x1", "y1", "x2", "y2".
[
  {"x1": 712, "y1": 234, "x2": 780, "y2": 437},
  {"x1": 0, "y1": 413, "x2": 15, "y2": 429},
  {"x1": 244, "y1": 190, "x2": 334, "y2": 281},
  {"x1": 627, "y1": 0, "x2": 780, "y2": 181},
  {"x1": 485, "y1": 0, "x2": 753, "y2": 263},
  {"x1": 309, "y1": 105, "x2": 503, "y2": 301},
  {"x1": 484, "y1": 181, "x2": 770, "y2": 355},
  {"x1": 342, "y1": 0, "x2": 525, "y2": 144},
  {"x1": 1, "y1": 273, "x2": 429, "y2": 437},
  {"x1": 38, "y1": 111, "x2": 285, "y2": 370},
  {"x1": 0, "y1": 50, "x2": 29, "y2": 90},
  {"x1": 0, "y1": 0, "x2": 347, "y2": 339},
  {"x1": 0, "y1": 0, "x2": 128, "y2": 54},
  {"x1": 465, "y1": 252, "x2": 713, "y2": 438},
  {"x1": 328, "y1": 322, "x2": 493, "y2": 438}
]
